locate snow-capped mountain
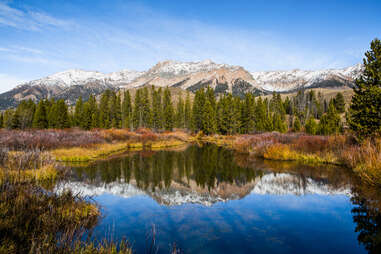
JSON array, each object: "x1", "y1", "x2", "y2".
[
  {"x1": 55, "y1": 172, "x2": 351, "y2": 207},
  {"x1": 251, "y1": 63, "x2": 363, "y2": 92},
  {"x1": 0, "y1": 60, "x2": 363, "y2": 109}
]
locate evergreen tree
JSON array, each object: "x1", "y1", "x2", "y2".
[
  {"x1": 151, "y1": 87, "x2": 163, "y2": 130},
  {"x1": 232, "y1": 97, "x2": 242, "y2": 134},
  {"x1": 202, "y1": 99, "x2": 216, "y2": 134},
  {"x1": 333, "y1": 92, "x2": 345, "y2": 114},
  {"x1": 184, "y1": 92, "x2": 192, "y2": 130},
  {"x1": 33, "y1": 100, "x2": 48, "y2": 129},
  {"x1": 74, "y1": 96, "x2": 84, "y2": 127},
  {"x1": 88, "y1": 94, "x2": 99, "y2": 129},
  {"x1": 141, "y1": 87, "x2": 152, "y2": 128},
  {"x1": 163, "y1": 87, "x2": 174, "y2": 131},
  {"x1": 254, "y1": 97, "x2": 266, "y2": 132},
  {"x1": 242, "y1": 93, "x2": 255, "y2": 133},
  {"x1": 202, "y1": 87, "x2": 217, "y2": 134},
  {"x1": 273, "y1": 112, "x2": 287, "y2": 133},
  {"x1": 318, "y1": 101, "x2": 341, "y2": 135},
  {"x1": 56, "y1": 100, "x2": 70, "y2": 129},
  {"x1": 110, "y1": 92, "x2": 122, "y2": 128},
  {"x1": 14, "y1": 100, "x2": 35, "y2": 129},
  {"x1": 99, "y1": 90, "x2": 112, "y2": 129},
  {"x1": 122, "y1": 90, "x2": 132, "y2": 129},
  {"x1": 176, "y1": 96, "x2": 185, "y2": 128},
  {"x1": 305, "y1": 117, "x2": 318, "y2": 135},
  {"x1": 348, "y1": 38, "x2": 381, "y2": 138},
  {"x1": 132, "y1": 89, "x2": 142, "y2": 129},
  {"x1": 192, "y1": 89, "x2": 206, "y2": 132},
  {"x1": 3, "y1": 109, "x2": 15, "y2": 129},
  {"x1": 48, "y1": 101, "x2": 59, "y2": 128},
  {"x1": 293, "y1": 116, "x2": 301, "y2": 132},
  {"x1": 81, "y1": 102, "x2": 92, "y2": 130}
]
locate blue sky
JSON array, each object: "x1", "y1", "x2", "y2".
[{"x1": 0, "y1": 0, "x2": 380, "y2": 92}]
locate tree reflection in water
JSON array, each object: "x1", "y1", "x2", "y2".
[
  {"x1": 351, "y1": 183, "x2": 381, "y2": 254},
  {"x1": 67, "y1": 144, "x2": 381, "y2": 254}
]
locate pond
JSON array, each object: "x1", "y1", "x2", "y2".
[{"x1": 55, "y1": 144, "x2": 381, "y2": 254}]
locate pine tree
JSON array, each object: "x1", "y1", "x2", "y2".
[
  {"x1": 56, "y1": 99, "x2": 70, "y2": 129},
  {"x1": 122, "y1": 90, "x2": 132, "y2": 129},
  {"x1": 33, "y1": 100, "x2": 48, "y2": 129},
  {"x1": 242, "y1": 93, "x2": 255, "y2": 133},
  {"x1": 273, "y1": 112, "x2": 287, "y2": 133},
  {"x1": 3, "y1": 109, "x2": 15, "y2": 129},
  {"x1": 48, "y1": 101, "x2": 58, "y2": 128},
  {"x1": 293, "y1": 116, "x2": 301, "y2": 132},
  {"x1": 201, "y1": 87, "x2": 217, "y2": 134},
  {"x1": 333, "y1": 92, "x2": 345, "y2": 114},
  {"x1": 184, "y1": 92, "x2": 192, "y2": 130},
  {"x1": 318, "y1": 101, "x2": 341, "y2": 135},
  {"x1": 192, "y1": 89, "x2": 206, "y2": 132},
  {"x1": 88, "y1": 94, "x2": 99, "y2": 129},
  {"x1": 232, "y1": 97, "x2": 242, "y2": 134},
  {"x1": 202, "y1": 99, "x2": 216, "y2": 134},
  {"x1": 254, "y1": 97, "x2": 266, "y2": 132},
  {"x1": 132, "y1": 89, "x2": 142, "y2": 129},
  {"x1": 176, "y1": 96, "x2": 185, "y2": 128},
  {"x1": 74, "y1": 96, "x2": 84, "y2": 127},
  {"x1": 13, "y1": 100, "x2": 35, "y2": 129},
  {"x1": 151, "y1": 87, "x2": 163, "y2": 130},
  {"x1": 0, "y1": 112, "x2": 3, "y2": 128},
  {"x1": 111, "y1": 92, "x2": 122, "y2": 128},
  {"x1": 163, "y1": 87, "x2": 174, "y2": 131},
  {"x1": 305, "y1": 117, "x2": 318, "y2": 135},
  {"x1": 99, "y1": 90, "x2": 111, "y2": 129},
  {"x1": 348, "y1": 38, "x2": 381, "y2": 138},
  {"x1": 141, "y1": 87, "x2": 152, "y2": 128}
]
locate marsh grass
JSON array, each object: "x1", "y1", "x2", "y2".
[
  {"x1": 52, "y1": 139, "x2": 186, "y2": 162},
  {"x1": 0, "y1": 148, "x2": 133, "y2": 253},
  {"x1": 205, "y1": 132, "x2": 381, "y2": 186}
]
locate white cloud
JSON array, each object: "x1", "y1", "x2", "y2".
[
  {"x1": 0, "y1": 1, "x2": 73, "y2": 31},
  {"x1": 0, "y1": 73, "x2": 25, "y2": 93}
]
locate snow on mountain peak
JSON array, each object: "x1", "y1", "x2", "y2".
[
  {"x1": 146, "y1": 59, "x2": 240, "y2": 78},
  {"x1": 250, "y1": 64, "x2": 363, "y2": 92}
]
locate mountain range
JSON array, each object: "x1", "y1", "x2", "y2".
[
  {"x1": 55, "y1": 172, "x2": 351, "y2": 207},
  {"x1": 0, "y1": 60, "x2": 363, "y2": 109}
]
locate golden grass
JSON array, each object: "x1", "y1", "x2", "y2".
[
  {"x1": 262, "y1": 143, "x2": 337, "y2": 164},
  {"x1": 0, "y1": 164, "x2": 58, "y2": 184},
  {"x1": 150, "y1": 139, "x2": 186, "y2": 149},
  {"x1": 52, "y1": 142, "x2": 130, "y2": 162},
  {"x1": 52, "y1": 139, "x2": 187, "y2": 162}
]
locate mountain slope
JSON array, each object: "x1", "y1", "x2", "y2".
[
  {"x1": 251, "y1": 63, "x2": 363, "y2": 92},
  {"x1": 0, "y1": 60, "x2": 363, "y2": 109},
  {"x1": 124, "y1": 60, "x2": 265, "y2": 97}
]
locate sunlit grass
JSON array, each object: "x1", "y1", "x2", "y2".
[{"x1": 52, "y1": 142, "x2": 130, "y2": 162}]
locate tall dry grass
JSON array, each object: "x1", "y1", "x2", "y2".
[{"x1": 213, "y1": 132, "x2": 381, "y2": 186}]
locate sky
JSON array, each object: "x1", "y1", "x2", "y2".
[{"x1": 0, "y1": 0, "x2": 380, "y2": 92}]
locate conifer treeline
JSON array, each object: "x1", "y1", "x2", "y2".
[{"x1": 0, "y1": 86, "x2": 345, "y2": 135}]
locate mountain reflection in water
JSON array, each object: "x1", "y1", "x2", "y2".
[{"x1": 55, "y1": 144, "x2": 381, "y2": 254}]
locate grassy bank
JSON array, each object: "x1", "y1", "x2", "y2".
[
  {"x1": 0, "y1": 128, "x2": 190, "y2": 162},
  {"x1": 52, "y1": 139, "x2": 187, "y2": 162},
  {"x1": 200, "y1": 133, "x2": 381, "y2": 187},
  {"x1": 0, "y1": 148, "x2": 132, "y2": 253}
]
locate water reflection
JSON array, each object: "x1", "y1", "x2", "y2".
[{"x1": 55, "y1": 144, "x2": 381, "y2": 254}]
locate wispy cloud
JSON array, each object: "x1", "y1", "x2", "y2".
[
  {"x1": 0, "y1": 0, "x2": 364, "y2": 89},
  {"x1": 0, "y1": 1, "x2": 73, "y2": 31}
]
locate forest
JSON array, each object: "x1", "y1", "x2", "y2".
[{"x1": 0, "y1": 85, "x2": 346, "y2": 136}]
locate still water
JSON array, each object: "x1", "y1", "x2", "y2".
[{"x1": 56, "y1": 144, "x2": 380, "y2": 254}]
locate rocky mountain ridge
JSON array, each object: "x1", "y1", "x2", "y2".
[{"x1": 0, "y1": 60, "x2": 363, "y2": 109}]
